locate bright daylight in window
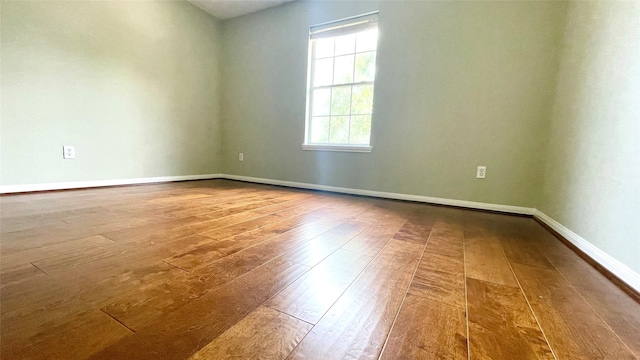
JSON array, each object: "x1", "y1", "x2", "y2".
[{"x1": 303, "y1": 13, "x2": 379, "y2": 152}]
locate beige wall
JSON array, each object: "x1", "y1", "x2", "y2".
[
  {"x1": 0, "y1": 1, "x2": 223, "y2": 185},
  {"x1": 539, "y1": 1, "x2": 640, "y2": 273},
  {"x1": 220, "y1": 1, "x2": 567, "y2": 208}
]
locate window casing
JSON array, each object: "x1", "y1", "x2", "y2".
[{"x1": 303, "y1": 12, "x2": 379, "y2": 152}]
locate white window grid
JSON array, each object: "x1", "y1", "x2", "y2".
[{"x1": 305, "y1": 27, "x2": 377, "y2": 146}]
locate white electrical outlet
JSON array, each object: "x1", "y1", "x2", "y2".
[
  {"x1": 239, "y1": 153, "x2": 244, "y2": 161},
  {"x1": 63, "y1": 146, "x2": 76, "y2": 159},
  {"x1": 476, "y1": 166, "x2": 486, "y2": 179}
]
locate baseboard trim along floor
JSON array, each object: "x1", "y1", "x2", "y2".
[
  {"x1": 0, "y1": 174, "x2": 222, "y2": 194},
  {"x1": 221, "y1": 174, "x2": 535, "y2": 215},
  {"x1": 2, "y1": 173, "x2": 638, "y2": 297},
  {"x1": 534, "y1": 210, "x2": 640, "y2": 300}
]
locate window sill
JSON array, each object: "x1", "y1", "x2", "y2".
[{"x1": 302, "y1": 144, "x2": 372, "y2": 153}]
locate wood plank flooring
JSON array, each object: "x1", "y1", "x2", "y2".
[{"x1": 1, "y1": 179, "x2": 639, "y2": 359}]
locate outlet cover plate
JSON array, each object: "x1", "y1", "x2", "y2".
[
  {"x1": 63, "y1": 146, "x2": 76, "y2": 159},
  {"x1": 476, "y1": 166, "x2": 486, "y2": 179}
]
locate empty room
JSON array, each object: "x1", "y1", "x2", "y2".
[{"x1": 1, "y1": 0, "x2": 639, "y2": 359}]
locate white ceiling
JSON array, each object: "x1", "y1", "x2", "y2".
[{"x1": 188, "y1": 0, "x2": 296, "y2": 20}]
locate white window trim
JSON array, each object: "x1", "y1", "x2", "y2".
[
  {"x1": 302, "y1": 144, "x2": 372, "y2": 153},
  {"x1": 303, "y1": 11, "x2": 379, "y2": 153}
]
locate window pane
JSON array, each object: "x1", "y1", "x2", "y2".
[
  {"x1": 311, "y1": 116, "x2": 330, "y2": 143},
  {"x1": 351, "y1": 85, "x2": 373, "y2": 114},
  {"x1": 314, "y1": 38, "x2": 334, "y2": 59},
  {"x1": 330, "y1": 86, "x2": 352, "y2": 115},
  {"x1": 349, "y1": 115, "x2": 371, "y2": 144},
  {"x1": 330, "y1": 116, "x2": 349, "y2": 143},
  {"x1": 333, "y1": 55, "x2": 354, "y2": 85},
  {"x1": 313, "y1": 58, "x2": 333, "y2": 87},
  {"x1": 354, "y1": 52, "x2": 376, "y2": 83},
  {"x1": 356, "y1": 28, "x2": 378, "y2": 53},
  {"x1": 312, "y1": 88, "x2": 331, "y2": 116},
  {"x1": 306, "y1": 19, "x2": 379, "y2": 148},
  {"x1": 335, "y1": 34, "x2": 356, "y2": 56}
]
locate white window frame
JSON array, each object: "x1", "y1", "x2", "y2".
[{"x1": 302, "y1": 12, "x2": 379, "y2": 153}]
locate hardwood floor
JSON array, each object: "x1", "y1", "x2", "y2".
[{"x1": 1, "y1": 179, "x2": 638, "y2": 360}]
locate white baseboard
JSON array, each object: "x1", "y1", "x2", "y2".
[
  {"x1": 221, "y1": 174, "x2": 535, "y2": 215},
  {"x1": 223, "y1": 175, "x2": 639, "y2": 293},
  {"x1": 534, "y1": 210, "x2": 640, "y2": 293},
  {"x1": 0, "y1": 174, "x2": 222, "y2": 194},
  {"x1": 4, "y1": 173, "x2": 636, "y2": 294},
  {"x1": 0, "y1": 173, "x2": 533, "y2": 217}
]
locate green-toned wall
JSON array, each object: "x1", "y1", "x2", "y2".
[
  {"x1": 539, "y1": 1, "x2": 640, "y2": 273},
  {"x1": 0, "y1": 1, "x2": 222, "y2": 185},
  {"x1": 220, "y1": 1, "x2": 568, "y2": 208}
]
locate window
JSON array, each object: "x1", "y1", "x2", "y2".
[{"x1": 303, "y1": 12, "x2": 379, "y2": 152}]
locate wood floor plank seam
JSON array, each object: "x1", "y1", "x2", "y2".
[
  {"x1": 302, "y1": 220, "x2": 368, "y2": 251},
  {"x1": 3, "y1": 215, "x2": 198, "y2": 252},
  {"x1": 110, "y1": 194, "x2": 314, "y2": 239},
  {"x1": 377, "y1": 221, "x2": 435, "y2": 360},
  {"x1": 100, "y1": 200, "x2": 328, "y2": 258},
  {"x1": 166, "y1": 214, "x2": 326, "y2": 269},
  {"x1": 10, "y1": 191, "x2": 288, "y2": 233},
  {"x1": 542, "y1": 257, "x2": 640, "y2": 356},
  {"x1": 264, "y1": 304, "x2": 316, "y2": 327},
  {"x1": 533, "y1": 218, "x2": 640, "y2": 304},
  {"x1": 193, "y1": 195, "x2": 311, "y2": 219},
  {"x1": 179, "y1": 216, "x2": 345, "y2": 271},
  {"x1": 97, "y1": 213, "x2": 248, "y2": 244},
  {"x1": 95, "y1": 258, "x2": 315, "y2": 358},
  {"x1": 184, "y1": 216, "x2": 347, "y2": 273},
  {"x1": 162, "y1": 260, "x2": 191, "y2": 273},
  {"x1": 511, "y1": 262, "x2": 638, "y2": 359},
  {"x1": 334, "y1": 247, "x2": 368, "y2": 256},
  {"x1": 142, "y1": 218, "x2": 368, "y2": 323},
  {"x1": 544, "y1": 256, "x2": 640, "y2": 358},
  {"x1": 402, "y1": 290, "x2": 467, "y2": 312},
  {"x1": 264, "y1": 249, "x2": 376, "y2": 325},
  {"x1": 465, "y1": 238, "x2": 517, "y2": 288},
  {"x1": 244, "y1": 193, "x2": 315, "y2": 211},
  {"x1": 4, "y1": 229, "x2": 110, "y2": 251},
  {"x1": 29, "y1": 262, "x2": 48, "y2": 275},
  {"x1": 99, "y1": 309, "x2": 136, "y2": 334},
  {"x1": 283, "y1": 231, "x2": 402, "y2": 358},
  {"x1": 207, "y1": 218, "x2": 376, "y2": 356},
  {"x1": 179, "y1": 257, "x2": 318, "y2": 359},
  {"x1": 520, "y1": 221, "x2": 640, "y2": 356},
  {"x1": 462, "y1": 225, "x2": 471, "y2": 360},
  {"x1": 145, "y1": 218, "x2": 361, "y2": 316},
  {"x1": 189, "y1": 198, "x2": 319, "y2": 232},
  {"x1": 193, "y1": 192, "x2": 306, "y2": 216},
  {"x1": 192, "y1": 202, "x2": 330, "y2": 244},
  {"x1": 101, "y1": 254, "x2": 311, "y2": 332},
  {"x1": 186, "y1": 306, "x2": 314, "y2": 360},
  {"x1": 185, "y1": 222, "x2": 333, "y2": 295},
  {"x1": 263, "y1": 223, "x2": 370, "y2": 299},
  {"x1": 500, "y1": 241, "x2": 559, "y2": 360},
  {"x1": 259, "y1": 217, "x2": 402, "y2": 330},
  {"x1": 147, "y1": 193, "x2": 302, "y2": 221}
]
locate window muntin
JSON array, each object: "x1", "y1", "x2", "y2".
[{"x1": 304, "y1": 14, "x2": 378, "y2": 149}]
